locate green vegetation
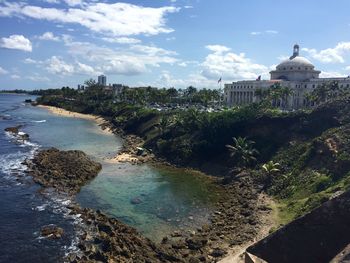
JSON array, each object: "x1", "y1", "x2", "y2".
[
  {"x1": 226, "y1": 137, "x2": 259, "y2": 168},
  {"x1": 34, "y1": 80, "x2": 350, "y2": 227}
]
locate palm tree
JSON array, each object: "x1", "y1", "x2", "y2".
[
  {"x1": 280, "y1": 87, "x2": 293, "y2": 109},
  {"x1": 157, "y1": 116, "x2": 170, "y2": 136},
  {"x1": 226, "y1": 137, "x2": 259, "y2": 168}
]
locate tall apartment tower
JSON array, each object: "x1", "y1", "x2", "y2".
[{"x1": 98, "y1": 75, "x2": 107, "y2": 86}]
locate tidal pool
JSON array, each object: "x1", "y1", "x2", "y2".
[{"x1": 13, "y1": 101, "x2": 221, "y2": 241}]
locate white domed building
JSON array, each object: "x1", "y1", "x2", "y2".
[{"x1": 224, "y1": 44, "x2": 350, "y2": 109}]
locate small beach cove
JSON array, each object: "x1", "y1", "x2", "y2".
[
  {"x1": 21, "y1": 102, "x2": 225, "y2": 242},
  {"x1": 1, "y1": 95, "x2": 274, "y2": 262},
  {"x1": 32, "y1": 103, "x2": 274, "y2": 261}
]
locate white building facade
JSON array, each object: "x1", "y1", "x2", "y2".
[{"x1": 224, "y1": 45, "x2": 350, "y2": 110}]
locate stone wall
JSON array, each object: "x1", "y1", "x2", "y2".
[{"x1": 246, "y1": 190, "x2": 350, "y2": 263}]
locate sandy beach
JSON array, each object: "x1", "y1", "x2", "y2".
[
  {"x1": 38, "y1": 105, "x2": 113, "y2": 134},
  {"x1": 105, "y1": 153, "x2": 139, "y2": 164}
]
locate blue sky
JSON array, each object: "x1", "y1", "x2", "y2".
[{"x1": 1, "y1": 0, "x2": 350, "y2": 90}]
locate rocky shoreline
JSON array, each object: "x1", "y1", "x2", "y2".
[
  {"x1": 15, "y1": 105, "x2": 274, "y2": 262},
  {"x1": 23, "y1": 146, "x2": 271, "y2": 262}
]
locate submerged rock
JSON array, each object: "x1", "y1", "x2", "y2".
[{"x1": 130, "y1": 197, "x2": 143, "y2": 205}]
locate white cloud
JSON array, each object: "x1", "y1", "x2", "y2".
[
  {"x1": 250, "y1": 32, "x2": 261, "y2": 36},
  {"x1": 11, "y1": 74, "x2": 20, "y2": 79},
  {"x1": 101, "y1": 37, "x2": 141, "y2": 44},
  {"x1": 24, "y1": 58, "x2": 38, "y2": 64},
  {"x1": 60, "y1": 37, "x2": 179, "y2": 76},
  {"x1": 201, "y1": 44, "x2": 268, "y2": 80},
  {"x1": 206, "y1": 45, "x2": 231, "y2": 54},
  {"x1": 42, "y1": 0, "x2": 60, "y2": 3},
  {"x1": 38, "y1": 31, "x2": 60, "y2": 41},
  {"x1": 277, "y1": 55, "x2": 289, "y2": 61},
  {"x1": 75, "y1": 61, "x2": 101, "y2": 75},
  {"x1": 184, "y1": 6, "x2": 193, "y2": 9},
  {"x1": 0, "y1": 2, "x2": 179, "y2": 37},
  {"x1": 302, "y1": 42, "x2": 350, "y2": 63},
  {"x1": 63, "y1": 0, "x2": 83, "y2": 6},
  {"x1": 250, "y1": 30, "x2": 278, "y2": 36},
  {"x1": 265, "y1": 30, "x2": 278, "y2": 34},
  {"x1": 27, "y1": 74, "x2": 49, "y2": 82},
  {"x1": 154, "y1": 71, "x2": 220, "y2": 89},
  {"x1": 178, "y1": 60, "x2": 198, "y2": 67},
  {"x1": 166, "y1": 36, "x2": 176, "y2": 41},
  {"x1": 47, "y1": 56, "x2": 75, "y2": 75},
  {"x1": 25, "y1": 55, "x2": 101, "y2": 76},
  {"x1": 320, "y1": 71, "x2": 346, "y2": 78},
  {"x1": 0, "y1": 35, "x2": 32, "y2": 52},
  {"x1": 0, "y1": 66, "x2": 8, "y2": 74}
]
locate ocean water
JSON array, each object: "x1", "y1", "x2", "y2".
[{"x1": 0, "y1": 94, "x2": 220, "y2": 262}]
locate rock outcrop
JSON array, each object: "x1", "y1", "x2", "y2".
[
  {"x1": 26, "y1": 148, "x2": 102, "y2": 194},
  {"x1": 41, "y1": 224, "x2": 64, "y2": 239}
]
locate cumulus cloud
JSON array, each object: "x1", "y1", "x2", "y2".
[
  {"x1": 0, "y1": 2, "x2": 179, "y2": 37},
  {"x1": 47, "y1": 56, "x2": 75, "y2": 75},
  {"x1": 38, "y1": 31, "x2": 60, "y2": 41},
  {"x1": 101, "y1": 37, "x2": 141, "y2": 44},
  {"x1": 0, "y1": 35, "x2": 32, "y2": 52},
  {"x1": 44, "y1": 56, "x2": 101, "y2": 76},
  {"x1": 62, "y1": 37, "x2": 178, "y2": 76},
  {"x1": 302, "y1": 42, "x2": 350, "y2": 63},
  {"x1": 206, "y1": 45, "x2": 231, "y2": 54},
  {"x1": 154, "y1": 70, "x2": 221, "y2": 89},
  {"x1": 75, "y1": 61, "x2": 101, "y2": 75},
  {"x1": 0, "y1": 66, "x2": 8, "y2": 74},
  {"x1": 201, "y1": 44, "x2": 268, "y2": 80}
]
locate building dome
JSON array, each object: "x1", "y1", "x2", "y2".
[
  {"x1": 276, "y1": 56, "x2": 315, "y2": 70},
  {"x1": 270, "y1": 44, "x2": 320, "y2": 81}
]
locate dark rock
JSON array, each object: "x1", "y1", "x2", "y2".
[
  {"x1": 210, "y1": 248, "x2": 226, "y2": 257},
  {"x1": 26, "y1": 148, "x2": 102, "y2": 194},
  {"x1": 4, "y1": 125, "x2": 22, "y2": 134},
  {"x1": 41, "y1": 224, "x2": 64, "y2": 239},
  {"x1": 186, "y1": 237, "x2": 208, "y2": 250}
]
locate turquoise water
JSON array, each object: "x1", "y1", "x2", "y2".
[{"x1": 10, "y1": 98, "x2": 220, "y2": 241}]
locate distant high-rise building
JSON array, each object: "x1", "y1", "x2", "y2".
[{"x1": 98, "y1": 75, "x2": 107, "y2": 86}]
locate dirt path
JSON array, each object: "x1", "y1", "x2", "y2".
[{"x1": 218, "y1": 194, "x2": 277, "y2": 263}]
